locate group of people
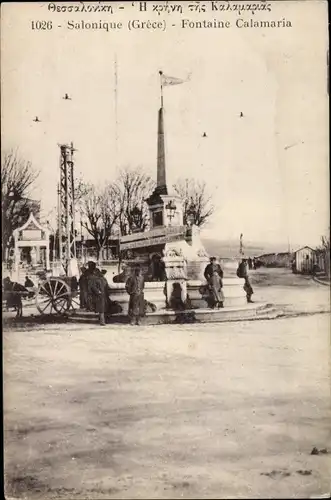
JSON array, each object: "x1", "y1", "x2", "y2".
[
  {"x1": 4, "y1": 256, "x2": 255, "y2": 323},
  {"x1": 203, "y1": 256, "x2": 254, "y2": 309},
  {"x1": 79, "y1": 262, "x2": 113, "y2": 326},
  {"x1": 246, "y1": 257, "x2": 262, "y2": 270},
  {"x1": 79, "y1": 261, "x2": 146, "y2": 326}
]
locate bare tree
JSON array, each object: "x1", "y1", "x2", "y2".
[
  {"x1": 114, "y1": 167, "x2": 155, "y2": 236},
  {"x1": 315, "y1": 234, "x2": 330, "y2": 278},
  {"x1": 74, "y1": 174, "x2": 89, "y2": 205},
  {"x1": 80, "y1": 183, "x2": 120, "y2": 260},
  {"x1": 319, "y1": 235, "x2": 330, "y2": 251},
  {"x1": 173, "y1": 178, "x2": 215, "y2": 227},
  {"x1": 1, "y1": 149, "x2": 39, "y2": 256}
]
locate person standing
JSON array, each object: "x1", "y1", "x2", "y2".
[
  {"x1": 204, "y1": 257, "x2": 224, "y2": 308},
  {"x1": 237, "y1": 259, "x2": 254, "y2": 303},
  {"x1": 101, "y1": 269, "x2": 112, "y2": 313},
  {"x1": 125, "y1": 266, "x2": 145, "y2": 325},
  {"x1": 85, "y1": 261, "x2": 98, "y2": 311},
  {"x1": 87, "y1": 265, "x2": 108, "y2": 326}
]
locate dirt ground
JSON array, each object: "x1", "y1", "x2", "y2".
[{"x1": 3, "y1": 269, "x2": 331, "y2": 499}]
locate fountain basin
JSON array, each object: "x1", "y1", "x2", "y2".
[{"x1": 109, "y1": 276, "x2": 247, "y2": 313}]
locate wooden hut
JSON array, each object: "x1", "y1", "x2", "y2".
[{"x1": 294, "y1": 246, "x2": 316, "y2": 274}]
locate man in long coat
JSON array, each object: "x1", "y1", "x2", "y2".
[
  {"x1": 85, "y1": 261, "x2": 98, "y2": 311},
  {"x1": 87, "y1": 266, "x2": 110, "y2": 325},
  {"x1": 125, "y1": 266, "x2": 145, "y2": 325},
  {"x1": 204, "y1": 257, "x2": 224, "y2": 308}
]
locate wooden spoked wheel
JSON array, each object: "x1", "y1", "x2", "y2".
[{"x1": 35, "y1": 278, "x2": 72, "y2": 315}]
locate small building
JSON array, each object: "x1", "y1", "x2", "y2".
[
  {"x1": 294, "y1": 246, "x2": 316, "y2": 274},
  {"x1": 12, "y1": 212, "x2": 51, "y2": 282}
]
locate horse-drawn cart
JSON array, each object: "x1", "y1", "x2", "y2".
[
  {"x1": 3, "y1": 274, "x2": 80, "y2": 318},
  {"x1": 35, "y1": 276, "x2": 80, "y2": 315}
]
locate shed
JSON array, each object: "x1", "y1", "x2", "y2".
[{"x1": 294, "y1": 246, "x2": 316, "y2": 274}]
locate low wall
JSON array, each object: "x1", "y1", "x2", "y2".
[
  {"x1": 109, "y1": 276, "x2": 247, "y2": 314},
  {"x1": 109, "y1": 281, "x2": 165, "y2": 315},
  {"x1": 187, "y1": 277, "x2": 246, "y2": 308}
]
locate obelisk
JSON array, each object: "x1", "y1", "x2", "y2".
[
  {"x1": 156, "y1": 71, "x2": 167, "y2": 195},
  {"x1": 156, "y1": 107, "x2": 167, "y2": 194}
]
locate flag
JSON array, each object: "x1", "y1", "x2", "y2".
[
  {"x1": 160, "y1": 72, "x2": 187, "y2": 86},
  {"x1": 239, "y1": 233, "x2": 244, "y2": 255}
]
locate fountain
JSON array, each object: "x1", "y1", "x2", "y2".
[{"x1": 104, "y1": 92, "x2": 253, "y2": 320}]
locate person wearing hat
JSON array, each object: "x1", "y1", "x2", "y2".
[{"x1": 204, "y1": 257, "x2": 224, "y2": 309}]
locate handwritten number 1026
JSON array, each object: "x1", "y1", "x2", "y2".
[{"x1": 31, "y1": 21, "x2": 53, "y2": 30}]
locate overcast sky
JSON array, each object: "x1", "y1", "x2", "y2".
[{"x1": 1, "y1": 1, "x2": 329, "y2": 249}]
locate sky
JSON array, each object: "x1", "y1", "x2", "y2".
[{"x1": 1, "y1": 1, "x2": 329, "y2": 250}]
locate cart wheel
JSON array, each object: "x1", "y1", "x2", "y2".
[{"x1": 36, "y1": 278, "x2": 72, "y2": 315}]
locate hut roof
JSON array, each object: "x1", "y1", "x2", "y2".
[{"x1": 294, "y1": 246, "x2": 315, "y2": 253}]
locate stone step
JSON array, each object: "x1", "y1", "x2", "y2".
[{"x1": 68, "y1": 303, "x2": 282, "y2": 326}]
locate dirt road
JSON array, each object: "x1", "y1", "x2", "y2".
[{"x1": 4, "y1": 308, "x2": 330, "y2": 499}]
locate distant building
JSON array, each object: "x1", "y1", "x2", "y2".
[
  {"x1": 75, "y1": 236, "x2": 119, "y2": 261},
  {"x1": 293, "y1": 246, "x2": 316, "y2": 274},
  {"x1": 257, "y1": 252, "x2": 292, "y2": 268}
]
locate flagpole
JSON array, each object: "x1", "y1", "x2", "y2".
[
  {"x1": 239, "y1": 233, "x2": 244, "y2": 257},
  {"x1": 159, "y1": 70, "x2": 164, "y2": 108}
]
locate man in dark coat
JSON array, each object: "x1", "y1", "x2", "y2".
[
  {"x1": 125, "y1": 266, "x2": 145, "y2": 325},
  {"x1": 237, "y1": 259, "x2": 254, "y2": 303},
  {"x1": 87, "y1": 267, "x2": 110, "y2": 326},
  {"x1": 204, "y1": 257, "x2": 224, "y2": 308},
  {"x1": 85, "y1": 261, "x2": 98, "y2": 311}
]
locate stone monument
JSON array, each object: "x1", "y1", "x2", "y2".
[
  {"x1": 108, "y1": 75, "x2": 246, "y2": 313},
  {"x1": 117, "y1": 92, "x2": 210, "y2": 309}
]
